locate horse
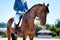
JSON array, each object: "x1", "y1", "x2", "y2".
[{"x1": 7, "y1": 3, "x2": 49, "y2": 40}]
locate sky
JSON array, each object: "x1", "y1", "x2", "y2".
[{"x1": 0, "y1": 0, "x2": 60, "y2": 25}]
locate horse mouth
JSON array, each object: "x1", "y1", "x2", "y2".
[{"x1": 40, "y1": 21, "x2": 46, "y2": 26}]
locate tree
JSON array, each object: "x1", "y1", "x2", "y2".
[
  {"x1": 57, "y1": 28, "x2": 60, "y2": 36},
  {"x1": 48, "y1": 25, "x2": 58, "y2": 37},
  {"x1": 55, "y1": 19, "x2": 60, "y2": 28},
  {"x1": 0, "y1": 22, "x2": 7, "y2": 28},
  {"x1": 46, "y1": 24, "x2": 50, "y2": 29},
  {"x1": 49, "y1": 25, "x2": 57, "y2": 32}
]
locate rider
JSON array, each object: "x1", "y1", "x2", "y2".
[{"x1": 13, "y1": 0, "x2": 28, "y2": 35}]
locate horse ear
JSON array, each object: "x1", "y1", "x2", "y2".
[
  {"x1": 43, "y1": 2, "x2": 45, "y2": 5},
  {"x1": 47, "y1": 4, "x2": 49, "y2": 7}
]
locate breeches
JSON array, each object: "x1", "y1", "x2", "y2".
[{"x1": 14, "y1": 13, "x2": 22, "y2": 24}]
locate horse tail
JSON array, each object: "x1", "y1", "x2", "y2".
[
  {"x1": 7, "y1": 17, "x2": 14, "y2": 40},
  {"x1": 7, "y1": 17, "x2": 14, "y2": 28}
]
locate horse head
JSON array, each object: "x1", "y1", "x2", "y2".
[{"x1": 35, "y1": 3, "x2": 49, "y2": 26}]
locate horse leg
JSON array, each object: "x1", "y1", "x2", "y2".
[
  {"x1": 11, "y1": 33, "x2": 18, "y2": 40},
  {"x1": 14, "y1": 35, "x2": 18, "y2": 40},
  {"x1": 8, "y1": 33, "x2": 11, "y2": 40},
  {"x1": 23, "y1": 34, "x2": 26, "y2": 40},
  {"x1": 29, "y1": 32, "x2": 34, "y2": 40},
  {"x1": 23, "y1": 36, "x2": 26, "y2": 40}
]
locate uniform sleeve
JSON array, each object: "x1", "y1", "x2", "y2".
[
  {"x1": 13, "y1": 0, "x2": 19, "y2": 11},
  {"x1": 24, "y1": 1, "x2": 28, "y2": 10}
]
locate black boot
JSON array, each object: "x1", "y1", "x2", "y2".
[
  {"x1": 14, "y1": 24, "x2": 18, "y2": 36},
  {"x1": 14, "y1": 14, "x2": 23, "y2": 36},
  {"x1": 17, "y1": 14, "x2": 23, "y2": 27}
]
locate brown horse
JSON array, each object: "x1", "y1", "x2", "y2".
[{"x1": 7, "y1": 3, "x2": 49, "y2": 40}]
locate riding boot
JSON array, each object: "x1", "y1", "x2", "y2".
[
  {"x1": 17, "y1": 14, "x2": 23, "y2": 26},
  {"x1": 14, "y1": 24, "x2": 18, "y2": 36},
  {"x1": 14, "y1": 15, "x2": 23, "y2": 36},
  {"x1": 17, "y1": 15, "x2": 23, "y2": 31}
]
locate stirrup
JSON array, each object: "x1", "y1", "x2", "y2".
[
  {"x1": 14, "y1": 30, "x2": 18, "y2": 36},
  {"x1": 14, "y1": 24, "x2": 18, "y2": 35}
]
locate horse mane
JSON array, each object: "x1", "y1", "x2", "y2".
[
  {"x1": 25, "y1": 4, "x2": 42, "y2": 14},
  {"x1": 25, "y1": 4, "x2": 49, "y2": 14}
]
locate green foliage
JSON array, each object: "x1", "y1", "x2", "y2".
[
  {"x1": 2, "y1": 32, "x2": 8, "y2": 37},
  {"x1": 46, "y1": 24, "x2": 50, "y2": 29},
  {"x1": 48, "y1": 25, "x2": 59, "y2": 37},
  {"x1": 41, "y1": 26, "x2": 46, "y2": 30},
  {"x1": 0, "y1": 22, "x2": 7, "y2": 28},
  {"x1": 51, "y1": 31, "x2": 57, "y2": 37},
  {"x1": 56, "y1": 28, "x2": 60, "y2": 36},
  {"x1": 57, "y1": 28, "x2": 60, "y2": 32},
  {"x1": 48, "y1": 25, "x2": 57, "y2": 32},
  {"x1": 55, "y1": 20, "x2": 60, "y2": 28},
  {"x1": 0, "y1": 22, "x2": 7, "y2": 37},
  {"x1": 0, "y1": 22, "x2": 6, "y2": 25}
]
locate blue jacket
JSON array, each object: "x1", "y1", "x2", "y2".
[{"x1": 14, "y1": 0, "x2": 28, "y2": 12}]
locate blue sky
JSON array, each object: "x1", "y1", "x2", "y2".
[{"x1": 0, "y1": 0, "x2": 60, "y2": 25}]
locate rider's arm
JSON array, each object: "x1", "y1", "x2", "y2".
[{"x1": 24, "y1": 1, "x2": 28, "y2": 11}]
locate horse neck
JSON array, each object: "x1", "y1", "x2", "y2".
[
  {"x1": 22, "y1": 12, "x2": 36, "y2": 30},
  {"x1": 27, "y1": 11, "x2": 36, "y2": 19}
]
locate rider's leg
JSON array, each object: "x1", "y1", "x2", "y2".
[{"x1": 14, "y1": 12, "x2": 22, "y2": 35}]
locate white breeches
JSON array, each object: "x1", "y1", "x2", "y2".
[
  {"x1": 14, "y1": 14, "x2": 21, "y2": 24},
  {"x1": 12, "y1": 11, "x2": 25, "y2": 28}
]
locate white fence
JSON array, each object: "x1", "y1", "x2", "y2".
[{"x1": 0, "y1": 28, "x2": 7, "y2": 32}]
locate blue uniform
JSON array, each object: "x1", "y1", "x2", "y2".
[
  {"x1": 13, "y1": 0, "x2": 28, "y2": 35},
  {"x1": 14, "y1": 0, "x2": 28, "y2": 12},
  {"x1": 14, "y1": 0, "x2": 28, "y2": 24}
]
